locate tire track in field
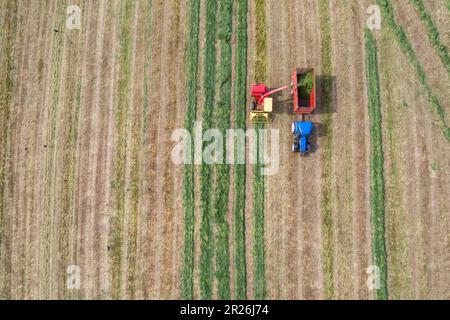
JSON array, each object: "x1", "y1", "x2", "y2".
[
  {"x1": 123, "y1": 0, "x2": 147, "y2": 299},
  {"x1": 328, "y1": 0, "x2": 353, "y2": 299},
  {"x1": 81, "y1": 0, "x2": 108, "y2": 298},
  {"x1": 119, "y1": 0, "x2": 140, "y2": 298},
  {"x1": 0, "y1": 0, "x2": 22, "y2": 299},
  {"x1": 297, "y1": 0, "x2": 323, "y2": 300},
  {"x1": 170, "y1": 0, "x2": 187, "y2": 299},
  {"x1": 29, "y1": 0, "x2": 62, "y2": 299},
  {"x1": 152, "y1": 0, "x2": 181, "y2": 299},
  {"x1": 47, "y1": 0, "x2": 82, "y2": 299},
  {"x1": 40, "y1": 0, "x2": 67, "y2": 299},
  {"x1": 73, "y1": 0, "x2": 100, "y2": 299},
  {"x1": 8, "y1": 1, "x2": 38, "y2": 299},
  {"x1": 53, "y1": 0, "x2": 86, "y2": 299},
  {"x1": 265, "y1": 0, "x2": 285, "y2": 299},
  {"x1": 144, "y1": 0, "x2": 164, "y2": 299},
  {"x1": 7, "y1": 1, "x2": 30, "y2": 299},
  {"x1": 277, "y1": 0, "x2": 298, "y2": 300},
  {"x1": 351, "y1": 0, "x2": 371, "y2": 299},
  {"x1": 17, "y1": 1, "x2": 46, "y2": 299},
  {"x1": 139, "y1": 0, "x2": 159, "y2": 299},
  {"x1": 90, "y1": 0, "x2": 119, "y2": 299},
  {"x1": 379, "y1": 30, "x2": 414, "y2": 300}
]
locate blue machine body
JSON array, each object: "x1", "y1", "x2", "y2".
[{"x1": 292, "y1": 121, "x2": 313, "y2": 154}]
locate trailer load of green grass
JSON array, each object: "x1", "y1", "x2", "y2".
[{"x1": 298, "y1": 71, "x2": 314, "y2": 100}]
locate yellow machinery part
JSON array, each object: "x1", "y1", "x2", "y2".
[
  {"x1": 250, "y1": 111, "x2": 269, "y2": 124},
  {"x1": 263, "y1": 97, "x2": 273, "y2": 112}
]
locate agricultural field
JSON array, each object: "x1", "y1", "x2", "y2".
[{"x1": 0, "y1": 0, "x2": 449, "y2": 300}]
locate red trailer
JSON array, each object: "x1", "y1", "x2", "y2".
[{"x1": 291, "y1": 68, "x2": 316, "y2": 114}]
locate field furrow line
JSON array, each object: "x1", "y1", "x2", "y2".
[
  {"x1": 157, "y1": 0, "x2": 181, "y2": 299},
  {"x1": 318, "y1": 0, "x2": 335, "y2": 300},
  {"x1": 143, "y1": 0, "x2": 165, "y2": 299},
  {"x1": 19, "y1": 1, "x2": 48, "y2": 299},
  {"x1": 10, "y1": 1, "x2": 42, "y2": 299},
  {"x1": 40, "y1": 0, "x2": 67, "y2": 299},
  {"x1": 0, "y1": 0, "x2": 21, "y2": 299},
  {"x1": 263, "y1": 0, "x2": 281, "y2": 299},
  {"x1": 170, "y1": 0, "x2": 187, "y2": 298},
  {"x1": 298, "y1": 0, "x2": 323, "y2": 300},
  {"x1": 108, "y1": 0, "x2": 134, "y2": 299},
  {"x1": 351, "y1": 0, "x2": 371, "y2": 299},
  {"x1": 121, "y1": 0, "x2": 141, "y2": 299},
  {"x1": 379, "y1": 29, "x2": 413, "y2": 299},
  {"x1": 137, "y1": 0, "x2": 154, "y2": 300}
]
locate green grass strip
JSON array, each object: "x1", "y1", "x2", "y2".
[
  {"x1": 444, "y1": 0, "x2": 450, "y2": 12},
  {"x1": 252, "y1": 0, "x2": 266, "y2": 300},
  {"x1": 365, "y1": 28, "x2": 388, "y2": 300},
  {"x1": 409, "y1": 0, "x2": 450, "y2": 75},
  {"x1": 199, "y1": 0, "x2": 218, "y2": 300},
  {"x1": 232, "y1": 0, "x2": 248, "y2": 300},
  {"x1": 318, "y1": 0, "x2": 334, "y2": 300},
  {"x1": 377, "y1": 0, "x2": 450, "y2": 141},
  {"x1": 254, "y1": 0, "x2": 267, "y2": 83},
  {"x1": 214, "y1": 0, "x2": 233, "y2": 300},
  {"x1": 181, "y1": 0, "x2": 200, "y2": 299},
  {"x1": 110, "y1": 0, "x2": 133, "y2": 299},
  {"x1": 0, "y1": 0, "x2": 19, "y2": 300}
]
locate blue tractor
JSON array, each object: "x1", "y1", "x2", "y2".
[{"x1": 291, "y1": 121, "x2": 313, "y2": 155}]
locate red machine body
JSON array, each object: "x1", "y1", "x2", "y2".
[{"x1": 250, "y1": 68, "x2": 316, "y2": 114}]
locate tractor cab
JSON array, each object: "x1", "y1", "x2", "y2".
[{"x1": 292, "y1": 121, "x2": 313, "y2": 155}]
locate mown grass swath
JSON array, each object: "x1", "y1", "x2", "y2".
[
  {"x1": 110, "y1": 0, "x2": 133, "y2": 299},
  {"x1": 0, "y1": 0, "x2": 19, "y2": 299},
  {"x1": 409, "y1": 0, "x2": 450, "y2": 75},
  {"x1": 252, "y1": 0, "x2": 266, "y2": 300},
  {"x1": 42, "y1": 0, "x2": 67, "y2": 299},
  {"x1": 444, "y1": 0, "x2": 450, "y2": 13},
  {"x1": 376, "y1": 0, "x2": 450, "y2": 141},
  {"x1": 214, "y1": 0, "x2": 233, "y2": 300},
  {"x1": 181, "y1": 0, "x2": 200, "y2": 299},
  {"x1": 232, "y1": 0, "x2": 248, "y2": 300},
  {"x1": 318, "y1": 0, "x2": 334, "y2": 300},
  {"x1": 199, "y1": 0, "x2": 217, "y2": 300},
  {"x1": 365, "y1": 28, "x2": 388, "y2": 300}
]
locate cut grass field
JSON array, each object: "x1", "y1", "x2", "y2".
[
  {"x1": 109, "y1": 0, "x2": 133, "y2": 299},
  {"x1": 0, "y1": 0, "x2": 19, "y2": 299},
  {"x1": 232, "y1": 0, "x2": 248, "y2": 300},
  {"x1": 199, "y1": 0, "x2": 217, "y2": 300},
  {"x1": 252, "y1": 0, "x2": 267, "y2": 300},
  {"x1": 377, "y1": 0, "x2": 450, "y2": 141},
  {"x1": 181, "y1": 0, "x2": 200, "y2": 300},
  {"x1": 408, "y1": 0, "x2": 450, "y2": 76},
  {"x1": 214, "y1": 0, "x2": 233, "y2": 300},
  {"x1": 318, "y1": 0, "x2": 334, "y2": 300},
  {"x1": 364, "y1": 28, "x2": 388, "y2": 300}
]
